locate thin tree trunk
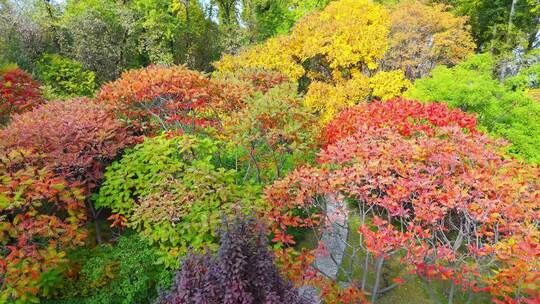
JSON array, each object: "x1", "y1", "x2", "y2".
[
  {"x1": 361, "y1": 251, "x2": 370, "y2": 291},
  {"x1": 42, "y1": 0, "x2": 60, "y2": 50},
  {"x1": 448, "y1": 281, "x2": 455, "y2": 304},
  {"x1": 371, "y1": 256, "x2": 385, "y2": 303},
  {"x1": 248, "y1": 142, "x2": 261, "y2": 182},
  {"x1": 88, "y1": 201, "x2": 102, "y2": 244},
  {"x1": 507, "y1": 0, "x2": 518, "y2": 35},
  {"x1": 500, "y1": 0, "x2": 519, "y2": 81}
]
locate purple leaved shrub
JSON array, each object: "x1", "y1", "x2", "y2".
[{"x1": 156, "y1": 216, "x2": 309, "y2": 304}]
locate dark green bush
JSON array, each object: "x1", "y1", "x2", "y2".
[{"x1": 43, "y1": 234, "x2": 173, "y2": 304}]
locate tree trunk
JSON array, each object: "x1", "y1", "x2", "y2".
[
  {"x1": 88, "y1": 201, "x2": 102, "y2": 244},
  {"x1": 500, "y1": 0, "x2": 519, "y2": 81},
  {"x1": 371, "y1": 256, "x2": 385, "y2": 303},
  {"x1": 361, "y1": 251, "x2": 370, "y2": 291}
]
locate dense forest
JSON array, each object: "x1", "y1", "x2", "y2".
[{"x1": 0, "y1": 0, "x2": 539, "y2": 303}]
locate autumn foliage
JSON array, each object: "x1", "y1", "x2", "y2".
[
  {"x1": 1, "y1": 0, "x2": 539, "y2": 302},
  {"x1": 0, "y1": 67, "x2": 44, "y2": 124},
  {"x1": 97, "y1": 65, "x2": 250, "y2": 134},
  {"x1": 216, "y1": 0, "x2": 411, "y2": 122},
  {"x1": 234, "y1": 69, "x2": 290, "y2": 94},
  {"x1": 0, "y1": 150, "x2": 87, "y2": 302},
  {"x1": 0, "y1": 98, "x2": 138, "y2": 190},
  {"x1": 323, "y1": 98, "x2": 478, "y2": 146},
  {"x1": 383, "y1": 0, "x2": 475, "y2": 79},
  {"x1": 264, "y1": 99, "x2": 539, "y2": 303},
  {"x1": 223, "y1": 83, "x2": 319, "y2": 182}
]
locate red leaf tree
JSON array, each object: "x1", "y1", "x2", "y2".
[
  {"x1": 0, "y1": 67, "x2": 44, "y2": 125},
  {"x1": 0, "y1": 99, "x2": 138, "y2": 245},
  {"x1": 96, "y1": 65, "x2": 251, "y2": 134},
  {"x1": 0, "y1": 98, "x2": 139, "y2": 190},
  {"x1": 264, "y1": 99, "x2": 539, "y2": 303},
  {"x1": 322, "y1": 98, "x2": 478, "y2": 146},
  {"x1": 0, "y1": 150, "x2": 87, "y2": 302}
]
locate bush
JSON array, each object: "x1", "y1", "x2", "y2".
[
  {"x1": 323, "y1": 98, "x2": 478, "y2": 146},
  {"x1": 156, "y1": 215, "x2": 308, "y2": 304},
  {"x1": 0, "y1": 66, "x2": 43, "y2": 125},
  {"x1": 0, "y1": 149, "x2": 87, "y2": 303},
  {"x1": 36, "y1": 54, "x2": 97, "y2": 98},
  {"x1": 406, "y1": 53, "x2": 540, "y2": 163},
  {"x1": 96, "y1": 65, "x2": 250, "y2": 134},
  {"x1": 223, "y1": 83, "x2": 319, "y2": 182},
  {"x1": 265, "y1": 100, "x2": 540, "y2": 303},
  {"x1": 43, "y1": 234, "x2": 173, "y2": 304},
  {"x1": 95, "y1": 135, "x2": 261, "y2": 267},
  {"x1": 505, "y1": 61, "x2": 540, "y2": 90},
  {"x1": 231, "y1": 69, "x2": 290, "y2": 94},
  {"x1": 0, "y1": 98, "x2": 139, "y2": 190}
]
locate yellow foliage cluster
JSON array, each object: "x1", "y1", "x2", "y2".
[
  {"x1": 216, "y1": 36, "x2": 305, "y2": 81},
  {"x1": 215, "y1": 0, "x2": 472, "y2": 122},
  {"x1": 304, "y1": 72, "x2": 368, "y2": 123},
  {"x1": 384, "y1": 0, "x2": 475, "y2": 79},
  {"x1": 369, "y1": 70, "x2": 411, "y2": 101},
  {"x1": 290, "y1": 0, "x2": 389, "y2": 70},
  {"x1": 216, "y1": 0, "x2": 391, "y2": 81}
]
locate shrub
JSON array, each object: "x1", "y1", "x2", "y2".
[
  {"x1": 0, "y1": 66, "x2": 43, "y2": 125},
  {"x1": 265, "y1": 101, "x2": 540, "y2": 303},
  {"x1": 223, "y1": 83, "x2": 319, "y2": 182},
  {"x1": 155, "y1": 215, "x2": 308, "y2": 304},
  {"x1": 233, "y1": 69, "x2": 290, "y2": 94},
  {"x1": 505, "y1": 61, "x2": 540, "y2": 90},
  {"x1": 323, "y1": 98, "x2": 478, "y2": 146},
  {"x1": 36, "y1": 54, "x2": 97, "y2": 98},
  {"x1": 43, "y1": 234, "x2": 173, "y2": 304},
  {"x1": 97, "y1": 65, "x2": 249, "y2": 134},
  {"x1": 95, "y1": 135, "x2": 261, "y2": 267},
  {"x1": 406, "y1": 53, "x2": 540, "y2": 163},
  {"x1": 0, "y1": 149, "x2": 87, "y2": 303},
  {"x1": 0, "y1": 98, "x2": 139, "y2": 190}
]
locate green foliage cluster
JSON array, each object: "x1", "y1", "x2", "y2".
[
  {"x1": 224, "y1": 83, "x2": 319, "y2": 182},
  {"x1": 94, "y1": 135, "x2": 219, "y2": 215},
  {"x1": 0, "y1": 0, "x2": 333, "y2": 81},
  {"x1": 505, "y1": 60, "x2": 540, "y2": 90},
  {"x1": 95, "y1": 134, "x2": 261, "y2": 268},
  {"x1": 36, "y1": 54, "x2": 96, "y2": 98},
  {"x1": 243, "y1": 0, "x2": 331, "y2": 42},
  {"x1": 407, "y1": 53, "x2": 540, "y2": 163},
  {"x1": 438, "y1": 0, "x2": 538, "y2": 53},
  {"x1": 44, "y1": 234, "x2": 173, "y2": 304}
]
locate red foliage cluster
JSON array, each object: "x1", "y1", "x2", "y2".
[
  {"x1": 323, "y1": 98, "x2": 478, "y2": 146},
  {"x1": 97, "y1": 65, "x2": 250, "y2": 134},
  {"x1": 265, "y1": 99, "x2": 539, "y2": 303},
  {"x1": 236, "y1": 69, "x2": 290, "y2": 94},
  {"x1": 0, "y1": 150, "x2": 87, "y2": 301},
  {"x1": 0, "y1": 68, "x2": 44, "y2": 124},
  {"x1": 0, "y1": 98, "x2": 139, "y2": 190}
]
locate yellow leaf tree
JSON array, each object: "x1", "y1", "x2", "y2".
[{"x1": 214, "y1": 0, "x2": 410, "y2": 122}]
